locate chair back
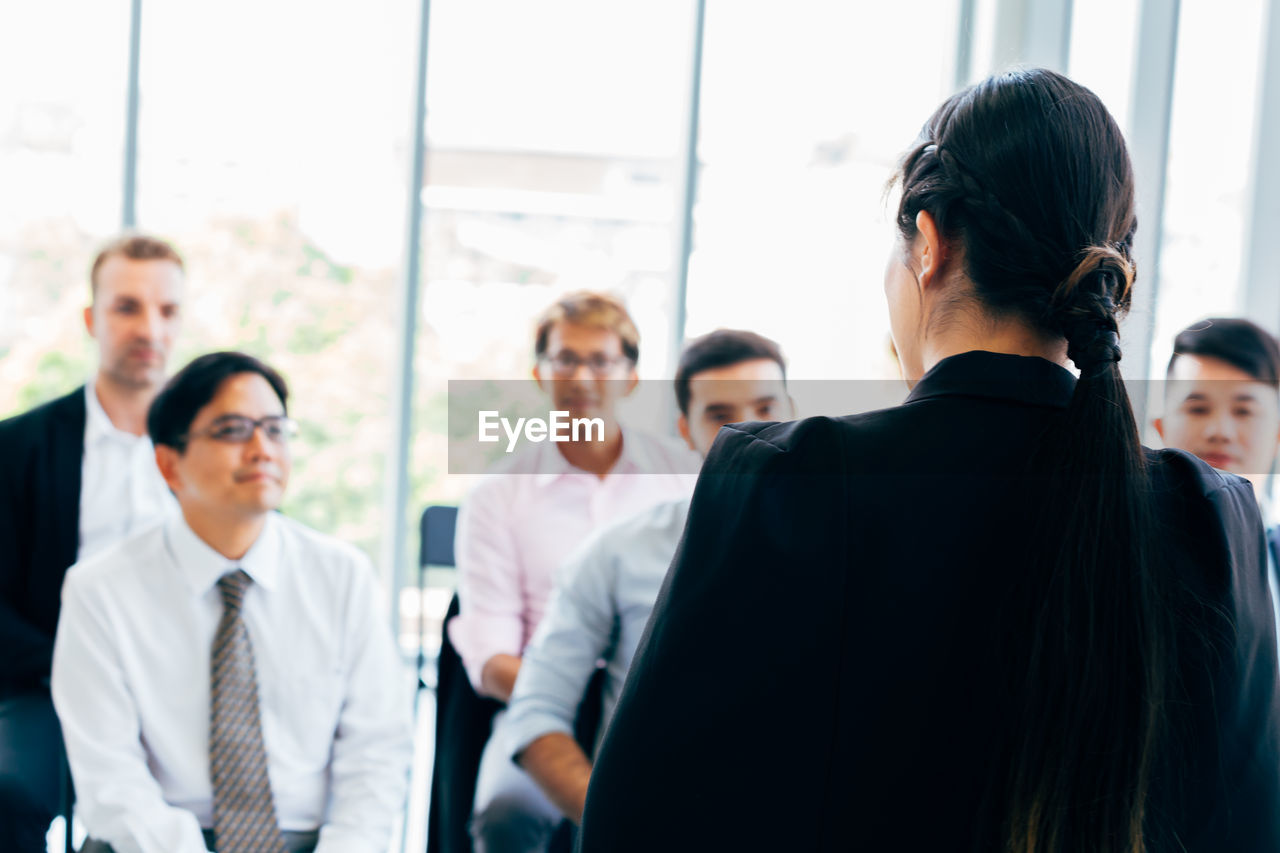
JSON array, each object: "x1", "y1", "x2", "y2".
[
  {"x1": 420, "y1": 505, "x2": 458, "y2": 568},
  {"x1": 417, "y1": 505, "x2": 460, "y2": 692}
]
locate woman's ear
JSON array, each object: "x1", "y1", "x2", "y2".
[{"x1": 914, "y1": 209, "x2": 946, "y2": 291}]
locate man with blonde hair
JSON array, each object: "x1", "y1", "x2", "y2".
[
  {"x1": 452, "y1": 291, "x2": 697, "y2": 852},
  {"x1": 0, "y1": 234, "x2": 186, "y2": 850}
]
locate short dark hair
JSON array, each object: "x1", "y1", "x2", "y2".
[
  {"x1": 148, "y1": 351, "x2": 289, "y2": 452},
  {"x1": 1166, "y1": 317, "x2": 1280, "y2": 387},
  {"x1": 674, "y1": 329, "x2": 787, "y2": 416},
  {"x1": 90, "y1": 233, "x2": 185, "y2": 297}
]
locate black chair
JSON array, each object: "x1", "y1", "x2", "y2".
[
  {"x1": 425, "y1": 591, "x2": 505, "y2": 853},
  {"x1": 418, "y1": 504, "x2": 491, "y2": 853},
  {"x1": 421, "y1": 506, "x2": 605, "y2": 853},
  {"x1": 417, "y1": 505, "x2": 460, "y2": 693}
]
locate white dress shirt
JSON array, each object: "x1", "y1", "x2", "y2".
[
  {"x1": 52, "y1": 512, "x2": 413, "y2": 853},
  {"x1": 79, "y1": 383, "x2": 176, "y2": 561}
]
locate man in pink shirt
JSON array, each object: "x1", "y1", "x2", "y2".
[{"x1": 450, "y1": 291, "x2": 697, "y2": 852}]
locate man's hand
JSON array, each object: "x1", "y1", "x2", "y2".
[
  {"x1": 479, "y1": 653, "x2": 522, "y2": 703},
  {"x1": 516, "y1": 732, "x2": 593, "y2": 824}
]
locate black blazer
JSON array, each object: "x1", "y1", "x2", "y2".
[
  {"x1": 578, "y1": 352, "x2": 1280, "y2": 853},
  {"x1": 0, "y1": 387, "x2": 86, "y2": 694}
]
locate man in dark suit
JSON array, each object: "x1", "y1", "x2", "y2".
[{"x1": 0, "y1": 234, "x2": 185, "y2": 852}]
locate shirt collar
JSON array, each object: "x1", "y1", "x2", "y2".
[
  {"x1": 531, "y1": 426, "x2": 645, "y2": 489},
  {"x1": 84, "y1": 381, "x2": 153, "y2": 447},
  {"x1": 904, "y1": 351, "x2": 1076, "y2": 409},
  {"x1": 165, "y1": 511, "x2": 282, "y2": 596},
  {"x1": 84, "y1": 383, "x2": 126, "y2": 444}
]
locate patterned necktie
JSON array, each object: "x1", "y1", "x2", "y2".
[{"x1": 210, "y1": 569, "x2": 287, "y2": 853}]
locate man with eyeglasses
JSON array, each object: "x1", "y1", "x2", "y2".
[
  {"x1": 452, "y1": 291, "x2": 698, "y2": 853},
  {"x1": 51, "y1": 351, "x2": 412, "y2": 853},
  {"x1": 0, "y1": 234, "x2": 184, "y2": 852}
]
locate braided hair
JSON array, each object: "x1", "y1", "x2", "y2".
[{"x1": 892, "y1": 68, "x2": 1171, "y2": 853}]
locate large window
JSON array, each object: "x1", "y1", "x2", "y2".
[
  {"x1": 686, "y1": 0, "x2": 959, "y2": 390},
  {"x1": 405, "y1": 0, "x2": 700, "y2": 655},
  {"x1": 0, "y1": 1, "x2": 130, "y2": 414},
  {"x1": 414, "y1": 0, "x2": 696, "y2": 387},
  {"x1": 6, "y1": 0, "x2": 1280, "y2": 646},
  {"x1": 1150, "y1": 0, "x2": 1269, "y2": 372},
  {"x1": 134, "y1": 0, "x2": 418, "y2": 566},
  {"x1": 8, "y1": 6, "x2": 1280, "y2": 849},
  {"x1": 1068, "y1": 0, "x2": 1141, "y2": 131}
]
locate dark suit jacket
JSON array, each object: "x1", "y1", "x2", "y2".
[
  {"x1": 0, "y1": 387, "x2": 86, "y2": 695},
  {"x1": 578, "y1": 351, "x2": 1280, "y2": 853}
]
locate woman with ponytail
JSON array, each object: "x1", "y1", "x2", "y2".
[{"x1": 577, "y1": 69, "x2": 1280, "y2": 853}]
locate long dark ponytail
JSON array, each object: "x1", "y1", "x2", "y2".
[{"x1": 893, "y1": 68, "x2": 1171, "y2": 853}]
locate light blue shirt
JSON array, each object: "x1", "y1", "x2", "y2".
[{"x1": 504, "y1": 497, "x2": 691, "y2": 760}]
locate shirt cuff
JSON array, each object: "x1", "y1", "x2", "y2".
[
  {"x1": 503, "y1": 705, "x2": 575, "y2": 762},
  {"x1": 448, "y1": 612, "x2": 523, "y2": 691}
]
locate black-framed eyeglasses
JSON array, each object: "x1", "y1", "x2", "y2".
[
  {"x1": 539, "y1": 352, "x2": 633, "y2": 377},
  {"x1": 186, "y1": 415, "x2": 299, "y2": 444}
]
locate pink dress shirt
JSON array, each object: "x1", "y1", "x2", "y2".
[{"x1": 449, "y1": 429, "x2": 699, "y2": 689}]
